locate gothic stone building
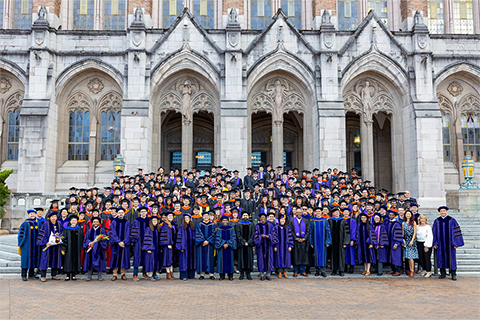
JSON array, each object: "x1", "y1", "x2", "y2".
[{"x1": 0, "y1": 0, "x2": 479, "y2": 214}]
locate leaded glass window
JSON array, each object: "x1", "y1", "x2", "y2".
[
  {"x1": 170, "y1": 151, "x2": 182, "y2": 169},
  {"x1": 13, "y1": 0, "x2": 32, "y2": 29},
  {"x1": 453, "y1": 0, "x2": 474, "y2": 34},
  {"x1": 367, "y1": 0, "x2": 388, "y2": 26},
  {"x1": 68, "y1": 110, "x2": 90, "y2": 160},
  {"x1": 251, "y1": 0, "x2": 272, "y2": 30},
  {"x1": 193, "y1": 0, "x2": 214, "y2": 29},
  {"x1": 281, "y1": 0, "x2": 301, "y2": 29},
  {"x1": 428, "y1": 1, "x2": 445, "y2": 34},
  {"x1": 163, "y1": 0, "x2": 184, "y2": 28},
  {"x1": 73, "y1": 0, "x2": 94, "y2": 30},
  {"x1": 195, "y1": 151, "x2": 212, "y2": 169},
  {"x1": 461, "y1": 113, "x2": 480, "y2": 162},
  {"x1": 442, "y1": 113, "x2": 451, "y2": 161},
  {"x1": 100, "y1": 110, "x2": 121, "y2": 160},
  {"x1": 104, "y1": 0, "x2": 126, "y2": 30},
  {"x1": 338, "y1": 1, "x2": 359, "y2": 30},
  {"x1": 7, "y1": 109, "x2": 20, "y2": 161}
]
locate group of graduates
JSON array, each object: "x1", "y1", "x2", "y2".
[{"x1": 17, "y1": 165, "x2": 464, "y2": 282}]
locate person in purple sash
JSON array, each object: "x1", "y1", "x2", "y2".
[
  {"x1": 160, "y1": 211, "x2": 176, "y2": 280},
  {"x1": 289, "y1": 206, "x2": 310, "y2": 277},
  {"x1": 342, "y1": 208, "x2": 357, "y2": 274},
  {"x1": 37, "y1": 210, "x2": 64, "y2": 282},
  {"x1": 83, "y1": 217, "x2": 107, "y2": 281},
  {"x1": 370, "y1": 214, "x2": 389, "y2": 276},
  {"x1": 130, "y1": 207, "x2": 150, "y2": 281},
  {"x1": 274, "y1": 214, "x2": 294, "y2": 278},
  {"x1": 384, "y1": 210, "x2": 403, "y2": 276},
  {"x1": 109, "y1": 208, "x2": 131, "y2": 281}
]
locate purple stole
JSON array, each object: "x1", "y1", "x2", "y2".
[{"x1": 294, "y1": 218, "x2": 306, "y2": 238}]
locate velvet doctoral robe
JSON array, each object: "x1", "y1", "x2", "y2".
[
  {"x1": 344, "y1": 217, "x2": 357, "y2": 265},
  {"x1": 214, "y1": 225, "x2": 237, "y2": 274},
  {"x1": 235, "y1": 221, "x2": 255, "y2": 271},
  {"x1": 83, "y1": 227, "x2": 107, "y2": 272},
  {"x1": 328, "y1": 217, "x2": 350, "y2": 272},
  {"x1": 384, "y1": 219, "x2": 403, "y2": 267},
  {"x1": 142, "y1": 227, "x2": 160, "y2": 273},
  {"x1": 195, "y1": 221, "x2": 216, "y2": 273},
  {"x1": 160, "y1": 222, "x2": 176, "y2": 268},
  {"x1": 176, "y1": 225, "x2": 196, "y2": 272},
  {"x1": 37, "y1": 220, "x2": 64, "y2": 270},
  {"x1": 61, "y1": 226, "x2": 84, "y2": 273},
  {"x1": 309, "y1": 217, "x2": 332, "y2": 267},
  {"x1": 130, "y1": 217, "x2": 150, "y2": 268},
  {"x1": 289, "y1": 217, "x2": 310, "y2": 266},
  {"x1": 356, "y1": 221, "x2": 375, "y2": 264},
  {"x1": 274, "y1": 224, "x2": 294, "y2": 269},
  {"x1": 369, "y1": 222, "x2": 389, "y2": 263},
  {"x1": 432, "y1": 216, "x2": 464, "y2": 270},
  {"x1": 254, "y1": 222, "x2": 278, "y2": 272},
  {"x1": 108, "y1": 218, "x2": 131, "y2": 269},
  {"x1": 18, "y1": 219, "x2": 39, "y2": 269}
]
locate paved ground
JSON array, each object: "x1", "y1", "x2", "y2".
[{"x1": 1, "y1": 276, "x2": 479, "y2": 319}]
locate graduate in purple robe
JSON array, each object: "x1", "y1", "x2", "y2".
[
  {"x1": 356, "y1": 213, "x2": 375, "y2": 276},
  {"x1": 309, "y1": 208, "x2": 332, "y2": 278},
  {"x1": 130, "y1": 207, "x2": 150, "y2": 281},
  {"x1": 83, "y1": 217, "x2": 107, "y2": 281},
  {"x1": 108, "y1": 208, "x2": 131, "y2": 280},
  {"x1": 432, "y1": 206, "x2": 464, "y2": 281},
  {"x1": 371, "y1": 214, "x2": 389, "y2": 275},
  {"x1": 214, "y1": 215, "x2": 237, "y2": 280},
  {"x1": 143, "y1": 216, "x2": 161, "y2": 281},
  {"x1": 254, "y1": 212, "x2": 278, "y2": 281},
  {"x1": 37, "y1": 210, "x2": 64, "y2": 282},
  {"x1": 274, "y1": 215, "x2": 294, "y2": 279},
  {"x1": 18, "y1": 209, "x2": 39, "y2": 281},
  {"x1": 195, "y1": 211, "x2": 216, "y2": 280},
  {"x1": 160, "y1": 211, "x2": 176, "y2": 280},
  {"x1": 384, "y1": 210, "x2": 403, "y2": 276},
  {"x1": 342, "y1": 208, "x2": 357, "y2": 274},
  {"x1": 176, "y1": 213, "x2": 197, "y2": 280}
]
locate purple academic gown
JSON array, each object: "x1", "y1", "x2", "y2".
[
  {"x1": 108, "y1": 218, "x2": 131, "y2": 269},
  {"x1": 370, "y1": 223, "x2": 389, "y2": 263},
  {"x1": 214, "y1": 225, "x2": 237, "y2": 274},
  {"x1": 274, "y1": 224, "x2": 294, "y2": 269},
  {"x1": 384, "y1": 219, "x2": 403, "y2": 266},
  {"x1": 356, "y1": 221, "x2": 375, "y2": 264},
  {"x1": 432, "y1": 216, "x2": 464, "y2": 270},
  {"x1": 83, "y1": 227, "x2": 107, "y2": 272},
  {"x1": 344, "y1": 217, "x2": 357, "y2": 265},
  {"x1": 160, "y1": 223, "x2": 176, "y2": 267},
  {"x1": 142, "y1": 227, "x2": 160, "y2": 273},
  {"x1": 37, "y1": 221, "x2": 64, "y2": 270},
  {"x1": 254, "y1": 222, "x2": 278, "y2": 272},
  {"x1": 176, "y1": 226, "x2": 196, "y2": 272},
  {"x1": 130, "y1": 217, "x2": 150, "y2": 268}
]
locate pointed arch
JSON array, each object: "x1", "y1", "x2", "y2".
[{"x1": 0, "y1": 58, "x2": 28, "y2": 87}]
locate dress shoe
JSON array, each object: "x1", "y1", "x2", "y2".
[
  {"x1": 148, "y1": 277, "x2": 156, "y2": 282},
  {"x1": 143, "y1": 274, "x2": 149, "y2": 279},
  {"x1": 228, "y1": 275, "x2": 234, "y2": 281},
  {"x1": 386, "y1": 271, "x2": 394, "y2": 274},
  {"x1": 424, "y1": 272, "x2": 432, "y2": 278},
  {"x1": 293, "y1": 273, "x2": 298, "y2": 278},
  {"x1": 72, "y1": 277, "x2": 77, "y2": 281},
  {"x1": 111, "y1": 276, "x2": 117, "y2": 281},
  {"x1": 451, "y1": 270, "x2": 457, "y2": 281},
  {"x1": 40, "y1": 277, "x2": 46, "y2": 282},
  {"x1": 339, "y1": 271, "x2": 344, "y2": 277},
  {"x1": 121, "y1": 275, "x2": 128, "y2": 281},
  {"x1": 260, "y1": 276, "x2": 265, "y2": 281},
  {"x1": 377, "y1": 273, "x2": 383, "y2": 276},
  {"x1": 199, "y1": 276, "x2": 205, "y2": 280},
  {"x1": 283, "y1": 272, "x2": 288, "y2": 278},
  {"x1": 29, "y1": 275, "x2": 39, "y2": 280},
  {"x1": 266, "y1": 276, "x2": 271, "y2": 281},
  {"x1": 133, "y1": 276, "x2": 140, "y2": 281},
  {"x1": 278, "y1": 272, "x2": 282, "y2": 279},
  {"x1": 170, "y1": 272, "x2": 176, "y2": 279},
  {"x1": 64, "y1": 277, "x2": 70, "y2": 281},
  {"x1": 315, "y1": 271, "x2": 320, "y2": 277},
  {"x1": 86, "y1": 275, "x2": 92, "y2": 281},
  {"x1": 408, "y1": 271, "x2": 414, "y2": 278},
  {"x1": 210, "y1": 276, "x2": 215, "y2": 280},
  {"x1": 331, "y1": 270, "x2": 337, "y2": 276},
  {"x1": 51, "y1": 276, "x2": 60, "y2": 280},
  {"x1": 98, "y1": 274, "x2": 103, "y2": 281},
  {"x1": 392, "y1": 272, "x2": 401, "y2": 276},
  {"x1": 400, "y1": 270, "x2": 405, "y2": 275},
  {"x1": 239, "y1": 273, "x2": 245, "y2": 280},
  {"x1": 246, "y1": 273, "x2": 252, "y2": 280},
  {"x1": 321, "y1": 272, "x2": 327, "y2": 278},
  {"x1": 300, "y1": 273, "x2": 308, "y2": 277}
]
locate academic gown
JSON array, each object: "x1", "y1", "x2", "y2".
[
  {"x1": 61, "y1": 226, "x2": 84, "y2": 273},
  {"x1": 274, "y1": 224, "x2": 294, "y2": 269},
  {"x1": 130, "y1": 217, "x2": 150, "y2": 269},
  {"x1": 108, "y1": 218, "x2": 131, "y2": 269},
  {"x1": 83, "y1": 227, "x2": 107, "y2": 272},
  {"x1": 369, "y1": 222, "x2": 389, "y2": 263},
  {"x1": 176, "y1": 225, "x2": 196, "y2": 272},
  {"x1": 235, "y1": 221, "x2": 255, "y2": 271},
  {"x1": 254, "y1": 222, "x2": 278, "y2": 272},
  {"x1": 384, "y1": 219, "x2": 403, "y2": 267},
  {"x1": 18, "y1": 219, "x2": 39, "y2": 269},
  {"x1": 309, "y1": 217, "x2": 332, "y2": 267},
  {"x1": 344, "y1": 217, "x2": 357, "y2": 266},
  {"x1": 103, "y1": 217, "x2": 114, "y2": 269},
  {"x1": 37, "y1": 221, "x2": 64, "y2": 270},
  {"x1": 289, "y1": 217, "x2": 310, "y2": 266},
  {"x1": 432, "y1": 216, "x2": 464, "y2": 270},
  {"x1": 160, "y1": 223, "x2": 176, "y2": 267},
  {"x1": 356, "y1": 222, "x2": 375, "y2": 264},
  {"x1": 328, "y1": 217, "x2": 350, "y2": 272},
  {"x1": 195, "y1": 221, "x2": 216, "y2": 273},
  {"x1": 214, "y1": 225, "x2": 237, "y2": 274},
  {"x1": 142, "y1": 227, "x2": 160, "y2": 273}
]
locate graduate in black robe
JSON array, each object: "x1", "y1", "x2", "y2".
[
  {"x1": 289, "y1": 206, "x2": 310, "y2": 277},
  {"x1": 328, "y1": 207, "x2": 350, "y2": 276},
  {"x1": 61, "y1": 214, "x2": 84, "y2": 281},
  {"x1": 235, "y1": 211, "x2": 255, "y2": 280}
]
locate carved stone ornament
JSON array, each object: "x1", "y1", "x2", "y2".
[
  {"x1": 228, "y1": 32, "x2": 239, "y2": 47},
  {"x1": 324, "y1": 33, "x2": 334, "y2": 48},
  {"x1": 35, "y1": 30, "x2": 45, "y2": 45},
  {"x1": 132, "y1": 31, "x2": 142, "y2": 47},
  {"x1": 0, "y1": 78, "x2": 12, "y2": 94},
  {"x1": 87, "y1": 78, "x2": 104, "y2": 94},
  {"x1": 417, "y1": 34, "x2": 427, "y2": 49},
  {"x1": 447, "y1": 81, "x2": 463, "y2": 97}
]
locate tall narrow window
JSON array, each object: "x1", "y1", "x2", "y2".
[
  {"x1": 195, "y1": 151, "x2": 212, "y2": 169},
  {"x1": 0, "y1": 0, "x2": 4, "y2": 29},
  {"x1": 367, "y1": 0, "x2": 388, "y2": 26},
  {"x1": 100, "y1": 110, "x2": 121, "y2": 160},
  {"x1": 7, "y1": 109, "x2": 20, "y2": 161},
  {"x1": 13, "y1": 0, "x2": 32, "y2": 29},
  {"x1": 163, "y1": 0, "x2": 184, "y2": 28},
  {"x1": 442, "y1": 113, "x2": 451, "y2": 161},
  {"x1": 281, "y1": 0, "x2": 302, "y2": 29},
  {"x1": 461, "y1": 113, "x2": 480, "y2": 162},
  {"x1": 68, "y1": 110, "x2": 90, "y2": 160},
  {"x1": 73, "y1": 0, "x2": 94, "y2": 30},
  {"x1": 194, "y1": 0, "x2": 214, "y2": 29},
  {"x1": 453, "y1": 0, "x2": 474, "y2": 34},
  {"x1": 104, "y1": 0, "x2": 126, "y2": 30},
  {"x1": 251, "y1": 0, "x2": 272, "y2": 29},
  {"x1": 283, "y1": 151, "x2": 292, "y2": 170},
  {"x1": 338, "y1": 1, "x2": 359, "y2": 30},
  {"x1": 428, "y1": 1, "x2": 445, "y2": 34},
  {"x1": 170, "y1": 151, "x2": 182, "y2": 169}
]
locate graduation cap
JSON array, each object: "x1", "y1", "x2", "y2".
[
  {"x1": 69, "y1": 187, "x2": 77, "y2": 191},
  {"x1": 138, "y1": 206, "x2": 149, "y2": 212},
  {"x1": 411, "y1": 203, "x2": 419, "y2": 207},
  {"x1": 46, "y1": 210, "x2": 57, "y2": 218},
  {"x1": 116, "y1": 207, "x2": 126, "y2": 213},
  {"x1": 258, "y1": 212, "x2": 267, "y2": 218},
  {"x1": 387, "y1": 209, "x2": 397, "y2": 215},
  {"x1": 220, "y1": 215, "x2": 229, "y2": 221},
  {"x1": 67, "y1": 213, "x2": 79, "y2": 221},
  {"x1": 202, "y1": 211, "x2": 212, "y2": 216},
  {"x1": 91, "y1": 216, "x2": 102, "y2": 223},
  {"x1": 150, "y1": 215, "x2": 160, "y2": 221},
  {"x1": 104, "y1": 199, "x2": 113, "y2": 205},
  {"x1": 437, "y1": 206, "x2": 449, "y2": 211},
  {"x1": 27, "y1": 209, "x2": 37, "y2": 214},
  {"x1": 163, "y1": 211, "x2": 173, "y2": 217},
  {"x1": 34, "y1": 207, "x2": 45, "y2": 212}
]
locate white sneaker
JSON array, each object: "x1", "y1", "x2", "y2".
[{"x1": 424, "y1": 271, "x2": 432, "y2": 278}]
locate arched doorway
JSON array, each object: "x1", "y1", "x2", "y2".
[
  {"x1": 346, "y1": 112, "x2": 361, "y2": 175},
  {"x1": 251, "y1": 112, "x2": 272, "y2": 168},
  {"x1": 284, "y1": 112, "x2": 303, "y2": 171},
  {"x1": 193, "y1": 111, "x2": 214, "y2": 171},
  {"x1": 161, "y1": 111, "x2": 182, "y2": 170}
]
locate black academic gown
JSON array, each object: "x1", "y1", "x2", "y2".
[
  {"x1": 241, "y1": 198, "x2": 257, "y2": 216},
  {"x1": 235, "y1": 221, "x2": 255, "y2": 272},
  {"x1": 61, "y1": 226, "x2": 84, "y2": 274},
  {"x1": 289, "y1": 217, "x2": 310, "y2": 266},
  {"x1": 328, "y1": 217, "x2": 350, "y2": 272}
]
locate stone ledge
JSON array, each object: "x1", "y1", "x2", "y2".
[{"x1": 446, "y1": 189, "x2": 480, "y2": 216}]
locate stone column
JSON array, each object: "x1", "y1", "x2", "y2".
[
  {"x1": 182, "y1": 118, "x2": 193, "y2": 170},
  {"x1": 360, "y1": 115, "x2": 374, "y2": 182},
  {"x1": 272, "y1": 120, "x2": 284, "y2": 168}
]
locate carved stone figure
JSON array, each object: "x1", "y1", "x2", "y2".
[
  {"x1": 267, "y1": 80, "x2": 287, "y2": 123},
  {"x1": 181, "y1": 80, "x2": 192, "y2": 124},
  {"x1": 361, "y1": 81, "x2": 375, "y2": 123},
  {"x1": 134, "y1": 8, "x2": 143, "y2": 21},
  {"x1": 38, "y1": 6, "x2": 47, "y2": 20},
  {"x1": 228, "y1": 8, "x2": 238, "y2": 23}
]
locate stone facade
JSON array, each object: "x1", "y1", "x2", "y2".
[{"x1": 0, "y1": 1, "x2": 479, "y2": 213}]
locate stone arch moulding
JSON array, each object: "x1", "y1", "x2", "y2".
[
  {"x1": 66, "y1": 91, "x2": 93, "y2": 113},
  {"x1": 97, "y1": 91, "x2": 123, "y2": 118},
  {"x1": 56, "y1": 59, "x2": 125, "y2": 97},
  {"x1": 434, "y1": 62, "x2": 480, "y2": 88},
  {"x1": 343, "y1": 78, "x2": 395, "y2": 118},
  {"x1": 3, "y1": 90, "x2": 24, "y2": 114},
  {"x1": 0, "y1": 58, "x2": 28, "y2": 87}
]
